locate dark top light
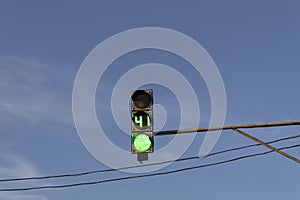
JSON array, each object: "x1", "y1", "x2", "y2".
[{"x1": 131, "y1": 90, "x2": 152, "y2": 109}]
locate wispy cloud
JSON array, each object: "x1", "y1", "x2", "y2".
[
  {"x1": 0, "y1": 56, "x2": 72, "y2": 125},
  {"x1": 0, "y1": 193, "x2": 47, "y2": 200},
  {"x1": 0, "y1": 151, "x2": 48, "y2": 200},
  {"x1": 0, "y1": 153, "x2": 40, "y2": 179}
]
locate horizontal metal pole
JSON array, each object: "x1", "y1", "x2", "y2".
[{"x1": 154, "y1": 120, "x2": 300, "y2": 136}]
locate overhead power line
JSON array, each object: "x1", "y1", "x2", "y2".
[
  {"x1": 0, "y1": 144, "x2": 299, "y2": 192},
  {"x1": 0, "y1": 133, "x2": 299, "y2": 183},
  {"x1": 155, "y1": 120, "x2": 300, "y2": 136}
]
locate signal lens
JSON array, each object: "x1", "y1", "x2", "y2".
[
  {"x1": 131, "y1": 90, "x2": 152, "y2": 109},
  {"x1": 132, "y1": 133, "x2": 152, "y2": 152}
]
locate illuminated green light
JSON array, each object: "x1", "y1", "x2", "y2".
[{"x1": 133, "y1": 133, "x2": 152, "y2": 152}]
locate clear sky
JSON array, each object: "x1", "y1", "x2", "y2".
[{"x1": 0, "y1": 1, "x2": 300, "y2": 199}]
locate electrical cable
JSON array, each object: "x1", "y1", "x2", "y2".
[
  {"x1": 0, "y1": 143, "x2": 299, "y2": 192},
  {"x1": 0, "y1": 134, "x2": 300, "y2": 182},
  {"x1": 0, "y1": 134, "x2": 299, "y2": 183}
]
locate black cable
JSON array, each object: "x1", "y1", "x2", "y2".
[
  {"x1": 0, "y1": 134, "x2": 299, "y2": 183},
  {"x1": 0, "y1": 144, "x2": 299, "y2": 192}
]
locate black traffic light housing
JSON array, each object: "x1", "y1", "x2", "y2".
[{"x1": 131, "y1": 89, "x2": 154, "y2": 154}]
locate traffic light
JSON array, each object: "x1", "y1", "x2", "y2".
[{"x1": 131, "y1": 89, "x2": 153, "y2": 154}]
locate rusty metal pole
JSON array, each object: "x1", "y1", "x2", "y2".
[
  {"x1": 155, "y1": 120, "x2": 300, "y2": 136},
  {"x1": 232, "y1": 129, "x2": 300, "y2": 163}
]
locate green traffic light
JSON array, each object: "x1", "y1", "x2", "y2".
[{"x1": 132, "y1": 133, "x2": 152, "y2": 152}]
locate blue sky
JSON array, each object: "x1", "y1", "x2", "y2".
[{"x1": 0, "y1": 1, "x2": 300, "y2": 199}]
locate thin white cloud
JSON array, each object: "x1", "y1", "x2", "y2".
[
  {"x1": 0, "y1": 153, "x2": 40, "y2": 178},
  {"x1": 0, "y1": 151, "x2": 48, "y2": 200},
  {"x1": 0, "y1": 193, "x2": 47, "y2": 200},
  {"x1": 0, "y1": 56, "x2": 72, "y2": 125}
]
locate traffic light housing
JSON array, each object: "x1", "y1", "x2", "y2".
[{"x1": 131, "y1": 89, "x2": 154, "y2": 154}]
